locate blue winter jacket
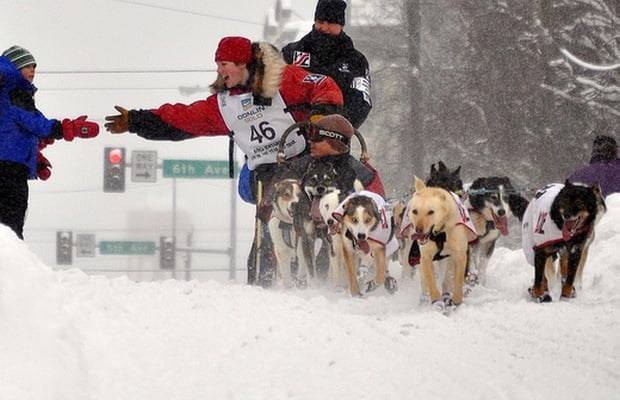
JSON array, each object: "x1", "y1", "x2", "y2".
[{"x1": 0, "y1": 56, "x2": 57, "y2": 178}]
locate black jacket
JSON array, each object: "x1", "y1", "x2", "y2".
[{"x1": 282, "y1": 28, "x2": 371, "y2": 128}]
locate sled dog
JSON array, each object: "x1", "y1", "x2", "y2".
[
  {"x1": 333, "y1": 190, "x2": 399, "y2": 296},
  {"x1": 266, "y1": 178, "x2": 308, "y2": 288},
  {"x1": 398, "y1": 161, "x2": 464, "y2": 281},
  {"x1": 521, "y1": 181, "x2": 606, "y2": 302},
  {"x1": 406, "y1": 177, "x2": 478, "y2": 309},
  {"x1": 464, "y1": 176, "x2": 529, "y2": 285}
]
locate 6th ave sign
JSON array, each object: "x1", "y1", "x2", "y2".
[{"x1": 162, "y1": 160, "x2": 234, "y2": 179}]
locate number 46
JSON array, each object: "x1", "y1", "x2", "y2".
[{"x1": 250, "y1": 121, "x2": 276, "y2": 143}]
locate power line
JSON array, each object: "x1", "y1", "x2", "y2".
[
  {"x1": 38, "y1": 68, "x2": 215, "y2": 75},
  {"x1": 111, "y1": 0, "x2": 264, "y2": 26}
]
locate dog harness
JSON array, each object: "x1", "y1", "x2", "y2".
[
  {"x1": 521, "y1": 184, "x2": 566, "y2": 266},
  {"x1": 399, "y1": 192, "x2": 478, "y2": 244},
  {"x1": 333, "y1": 190, "x2": 400, "y2": 257}
]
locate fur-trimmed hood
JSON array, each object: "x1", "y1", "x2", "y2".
[{"x1": 210, "y1": 42, "x2": 286, "y2": 100}]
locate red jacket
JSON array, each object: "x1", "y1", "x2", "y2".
[{"x1": 128, "y1": 64, "x2": 343, "y2": 140}]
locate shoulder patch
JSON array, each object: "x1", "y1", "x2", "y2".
[
  {"x1": 292, "y1": 51, "x2": 311, "y2": 68},
  {"x1": 303, "y1": 74, "x2": 327, "y2": 84}
]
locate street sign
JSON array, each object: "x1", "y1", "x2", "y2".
[
  {"x1": 75, "y1": 234, "x2": 96, "y2": 257},
  {"x1": 132, "y1": 150, "x2": 158, "y2": 183},
  {"x1": 99, "y1": 241, "x2": 156, "y2": 255},
  {"x1": 163, "y1": 159, "x2": 234, "y2": 179}
]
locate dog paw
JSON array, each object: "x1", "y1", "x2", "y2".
[
  {"x1": 560, "y1": 286, "x2": 576, "y2": 300},
  {"x1": 441, "y1": 292, "x2": 454, "y2": 306},
  {"x1": 431, "y1": 300, "x2": 446, "y2": 311},
  {"x1": 384, "y1": 276, "x2": 398, "y2": 294},
  {"x1": 365, "y1": 280, "x2": 378, "y2": 293},
  {"x1": 294, "y1": 275, "x2": 308, "y2": 289},
  {"x1": 357, "y1": 265, "x2": 370, "y2": 280},
  {"x1": 528, "y1": 287, "x2": 552, "y2": 303},
  {"x1": 465, "y1": 272, "x2": 480, "y2": 286}
]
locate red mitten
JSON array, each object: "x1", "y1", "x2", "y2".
[
  {"x1": 36, "y1": 151, "x2": 52, "y2": 181},
  {"x1": 38, "y1": 137, "x2": 55, "y2": 151},
  {"x1": 62, "y1": 115, "x2": 100, "y2": 141}
]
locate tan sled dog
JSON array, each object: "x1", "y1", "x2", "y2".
[{"x1": 406, "y1": 177, "x2": 477, "y2": 308}]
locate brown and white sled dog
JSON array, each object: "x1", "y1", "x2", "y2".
[
  {"x1": 521, "y1": 181, "x2": 606, "y2": 303},
  {"x1": 267, "y1": 178, "x2": 308, "y2": 288},
  {"x1": 464, "y1": 176, "x2": 529, "y2": 286},
  {"x1": 332, "y1": 190, "x2": 399, "y2": 296},
  {"x1": 406, "y1": 177, "x2": 478, "y2": 309}
]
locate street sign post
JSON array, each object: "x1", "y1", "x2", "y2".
[
  {"x1": 132, "y1": 150, "x2": 158, "y2": 182},
  {"x1": 99, "y1": 241, "x2": 156, "y2": 255},
  {"x1": 163, "y1": 160, "x2": 234, "y2": 179}
]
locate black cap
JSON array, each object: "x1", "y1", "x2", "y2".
[{"x1": 314, "y1": 0, "x2": 346, "y2": 25}]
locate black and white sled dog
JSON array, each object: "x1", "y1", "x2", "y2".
[
  {"x1": 296, "y1": 159, "x2": 343, "y2": 281},
  {"x1": 522, "y1": 181, "x2": 606, "y2": 302},
  {"x1": 463, "y1": 176, "x2": 529, "y2": 285}
]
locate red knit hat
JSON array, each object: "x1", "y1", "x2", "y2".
[{"x1": 215, "y1": 36, "x2": 253, "y2": 64}]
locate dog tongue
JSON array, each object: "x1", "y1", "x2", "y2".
[
  {"x1": 310, "y1": 199, "x2": 323, "y2": 223},
  {"x1": 562, "y1": 220, "x2": 579, "y2": 241},
  {"x1": 494, "y1": 214, "x2": 509, "y2": 236},
  {"x1": 358, "y1": 239, "x2": 371, "y2": 254}
]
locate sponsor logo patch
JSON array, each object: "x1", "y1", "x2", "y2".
[
  {"x1": 292, "y1": 51, "x2": 311, "y2": 68},
  {"x1": 303, "y1": 74, "x2": 327, "y2": 84}
]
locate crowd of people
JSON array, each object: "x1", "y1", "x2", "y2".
[{"x1": 1, "y1": 0, "x2": 618, "y2": 286}]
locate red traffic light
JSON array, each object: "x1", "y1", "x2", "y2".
[{"x1": 108, "y1": 148, "x2": 123, "y2": 164}]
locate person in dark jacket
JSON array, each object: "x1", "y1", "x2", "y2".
[
  {"x1": 282, "y1": 0, "x2": 371, "y2": 129},
  {"x1": 289, "y1": 114, "x2": 385, "y2": 280},
  {"x1": 104, "y1": 36, "x2": 344, "y2": 286},
  {"x1": 568, "y1": 135, "x2": 620, "y2": 198},
  {"x1": 0, "y1": 45, "x2": 99, "y2": 239}
]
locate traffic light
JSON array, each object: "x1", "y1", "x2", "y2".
[
  {"x1": 104, "y1": 147, "x2": 126, "y2": 192},
  {"x1": 56, "y1": 231, "x2": 73, "y2": 265},
  {"x1": 160, "y1": 236, "x2": 176, "y2": 269}
]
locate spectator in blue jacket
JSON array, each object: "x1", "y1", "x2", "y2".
[
  {"x1": 568, "y1": 135, "x2": 620, "y2": 198},
  {"x1": 0, "y1": 45, "x2": 99, "y2": 239}
]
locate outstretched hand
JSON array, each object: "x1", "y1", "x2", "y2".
[{"x1": 104, "y1": 105, "x2": 129, "y2": 134}]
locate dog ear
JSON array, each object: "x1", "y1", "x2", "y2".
[
  {"x1": 591, "y1": 181, "x2": 603, "y2": 197},
  {"x1": 414, "y1": 176, "x2": 426, "y2": 192}
]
